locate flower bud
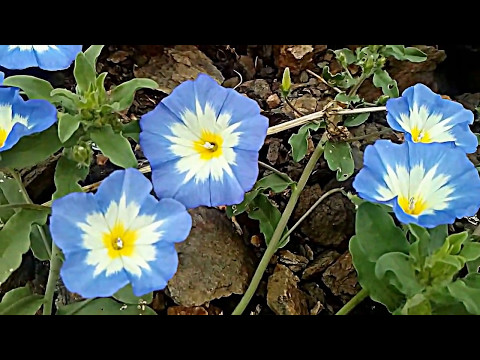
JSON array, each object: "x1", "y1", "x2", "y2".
[{"x1": 280, "y1": 67, "x2": 291, "y2": 98}]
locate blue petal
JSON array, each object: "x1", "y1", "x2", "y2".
[
  {"x1": 353, "y1": 140, "x2": 409, "y2": 203},
  {"x1": 233, "y1": 114, "x2": 269, "y2": 151},
  {"x1": 137, "y1": 196, "x2": 192, "y2": 244},
  {"x1": 34, "y1": 45, "x2": 82, "y2": 71},
  {"x1": 448, "y1": 122, "x2": 478, "y2": 154},
  {"x1": 50, "y1": 192, "x2": 102, "y2": 254},
  {"x1": 94, "y1": 169, "x2": 153, "y2": 214},
  {"x1": 210, "y1": 172, "x2": 245, "y2": 206},
  {"x1": 193, "y1": 73, "x2": 229, "y2": 117},
  {"x1": 230, "y1": 148, "x2": 260, "y2": 192},
  {"x1": 150, "y1": 158, "x2": 188, "y2": 200},
  {"x1": 128, "y1": 243, "x2": 179, "y2": 296},
  {"x1": 0, "y1": 46, "x2": 38, "y2": 69},
  {"x1": 386, "y1": 95, "x2": 410, "y2": 132},
  {"x1": 60, "y1": 250, "x2": 129, "y2": 298},
  {"x1": 0, "y1": 71, "x2": 4, "y2": 84},
  {"x1": 139, "y1": 128, "x2": 182, "y2": 166},
  {"x1": 161, "y1": 77, "x2": 196, "y2": 120},
  {"x1": 171, "y1": 174, "x2": 212, "y2": 208}
]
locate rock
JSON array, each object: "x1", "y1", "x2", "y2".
[
  {"x1": 266, "y1": 94, "x2": 281, "y2": 109},
  {"x1": 293, "y1": 184, "x2": 355, "y2": 247},
  {"x1": 283, "y1": 94, "x2": 318, "y2": 117},
  {"x1": 238, "y1": 79, "x2": 272, "y2": 101},
  {"x1": 167, "y1": 207, "x2": 256, "y2": 307},
  {"x1": 167, "y1": 305, "x2": 223, "y2": 315},
  {"x1": 266, "y1": 138, "x2": 282, "y2": 165},
  {"x1": 238, "y1": 55, "x2": 256, "y2": 80},
  {"x1": 322, "y1": 251, "x2": 359, "y2": 303},
  {"x1": 107, "y1": 50, "x2": 130, "y2": 64},
  {"x1": 267, "y1": 264, "x2": 309, "y2": 315},
  {"x1": 278, "y1": 250, "x2": 309, "y2": 273},
  {"x1": 133, "y1": 45, "x2": 224, "y2": 94},
  {"x1": 455, "y1": 93, "x2": 480, "y2": 111},
  {"x1": 302, "y1": 282, "x2": 327, "y2": 315},
  {"x1": 358, "y1": 45, "x2": 447, "y2": 102},
  {"x1": 223, "y1": 77, "x2": 240, "y2": 88},
  {"x1": 274, "y1": 45, "x2": 326, "y2": 75},
  {"x1": 302, "y1": 250, "x2": 341, "y2": 280}
]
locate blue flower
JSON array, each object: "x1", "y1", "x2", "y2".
[
  {"x1": 0, "y1": 87, "x2": 57, "y2": 152},
  {"x1": 0, "y1": 45, "x2": 82, "y2": 71},
  {"x1": 386, "y1": 83, "x2": 477, "y2": 153},
  {"x1": 50, "y1": 168, "x2": 192, "y2": 298},
  {"x1": 140, "y1": 73, "x2": 269, "y2": 209},
  {"x1": 0, "y1": 71, "x2": 3, "y2": 84},
  {"x1": 353, "y1": 140, "x2": 480, "y2": 228}
]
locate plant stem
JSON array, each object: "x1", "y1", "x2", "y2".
[
  {"x1": 42, "y1": 242, "x2": 63, "y2": 315},
  {"x1": 232, "y1": 137, "x2": 327, "y2": 315},
  {"x1": 285, "y1": 97, "x2": 306, "y2": 117},
  {"x1": 348, "y1": 73, "x2": 368, "y2": 97},
  {"x1": 278, "y1": 188, "x2": 346, "y2": 244},
  {"x1": 10, "y1": 170, "x2": 51, "y2": 258},
  {"x1": 335, "y1": 288, "x2": 369, "y2": 315},
  {"x1": 258, "y1": 161, "x2": 292, "y2": 183},
  {"x1": 306, "y1": 69, "x2": 342, "y2": 94}
]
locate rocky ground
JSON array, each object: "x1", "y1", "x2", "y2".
[{"x1": 2, "y1": 44, "x2": 480, "y2": 315}]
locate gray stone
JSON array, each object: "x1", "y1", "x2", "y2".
[
  {"x1": 322, "y1": 251, "x2": 359, "y2": 303},
  {"x1": 302, "y1": 250, "x2": 341, "y2": 280},
  {"x1": 167, "y1": 207, "x2": 256, "y2": 307}
]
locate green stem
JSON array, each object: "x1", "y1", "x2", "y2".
[
  {"x1": 278, "y1": 188, "x2": 346, "y2": 244},
  {"x1": 10, "y1": 171, "x2": 51, "y2": 258},
  {"x1": 232, "y1": 136, "x2": 327, "y2": 315},
  {"x1": 335, "y1": 288, "x2": 369, "y2": 315},
  {"x1": 258, "y1": 161, "x2": 292, "y2": 184},
  {"x1": 43, "y1": 242, "x2": 63, "y2": 315},
  {"x1": 0, "y1": 203, "x2": 52, "y2": 211},
  {"x1": 348, "y1": 73, "x2": 368, "y2": 97}
]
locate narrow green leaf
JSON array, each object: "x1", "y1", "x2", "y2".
[
  {"x1": 324, "y1": 140, "x2": 355, "y2": 181},
  {"x1": 0, "y1": 208, "x2": 49, "y2": 284},
  {"x1": 375, "y1": 252, "x2": 423, "y2": 297},
  {"x1": 30, "y1": 225, "x2": 51, "y2": 261},
  {"x1": 52, "y1": 156, "x2": 89, "y2": 200},
  {"x1": 248, "y1": 194, "x2": 290, "y2": 248},
  {"x1": 447, "y1": 232, "x2": 469, "y2": 255},
  {"x1": 226, "y1": 189, "x2": 261, "y2": 218},
  {"x1": 122, "y1": 121, "x2": 141, "y2": 143},
  {"x1": 110, "y1": 78, "x2": 158, "y2": 111},
  {"x1": 334, "y1": 48, "x2": 357, "y2": 66},
  {"x1": 343, "y1": 113, "x2": 369, "y2": 127},
  {"x1": 56, "y1": 298, "x2": 157, "y2": 315},
  {"x1": 475, "y1": 133, "x2": 480, "y2": 146},
  {"x1": 95, "y1": 72, "x2": 108, "y2": 104},
  {"x1": 373, "y1": 69, "x2": 399, "y2": 98},
  {"x1": 288, "y1": 122, "x2": 321, "y2": 162},
  {"x1": 254, "y1": 173, "x2": 295, "y2": 193},
  {"x1": 74, "y1": 52, "x2": 97, "y2": 94},
  {"x1": 58, "y1": 113, "x2": 82, "y2": 143},
  {"x1": 427, "y1": 224, "x2": 448, "y2": 253},
  {"x1": 447, "y1": 273, "x2": 480, "y2": 315},
  {"x1": 2, "y1": 75, "x2": 54, "y2": 101},
  {"x1": 322, "y1": 66, "x2": 357, "y2": 89},
  {"x1": 460, "y1": 242, "x2": 480, "y2": 262},
  {"x1": 0, "y1": 286, "x2": 44, "y2": 315},
  {"x1": 90, "y1": 126, "x2": 137, "y2": 169},
  {"x1": 113, "y1": 284, "x2": 153, "y2": 305},
  {"x1": 50, "y1": 88, "x2": 81, "y2": 111},
  {"x1": 84, "y1": 45, "x2": 105, "y2": 67},
  {"x1": 403, "y1": 47, "x2": 428, "y2": 63},
  {"x1": 0, "y1": 125, "x2": 62, "y2": 170}
]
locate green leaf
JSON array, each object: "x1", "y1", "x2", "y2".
[
  {"x1": 90, "y1": 126, "x2": 137, "y2": 169},
  {"x1": 254, "y1": 173, "x2": 295, "y2": 193},
  {"x1": 0, "y1": 208, "x2": 49, "y2": 284},
  {"x1": 110, "y1": 78, "x2": 158, "y2": 111},
  {"x1": 324, "y1": 140, "x2": 355, "y2": 181},
  {"x1": 408, "y1": 223, "x2": 430, "y2": 265},
  {"x1": 0, "y1": 125, "x2": 62, "y2": 170},
  {"x1": 373, "y1": 69, "x2": 399, "y2": 98},
  {"x1": 0, "y1": 286, "x2": 44, "y2": 315},
  {"x1": 50, "y1": 88, "x2": 81, "y2": 111},
  {"x1": 226, "y1": 190, "x2": 260, "y2": 218},
  {"x1": 84, "y1": 45, "x2": 105, "y2": 67},
  {"x1": 382, "y1": 45, "x2": 427, "y2": 63},
  {"x1": 334, "y1": 93, "x2": 361, "y2": 104},
  {"x1": 349, "y1": 202, "x2": 409, "y2": 312},
  {"x1": 52, "y1": 156, "x2": 89, "y2": 200},
  {"x1": 322, "y1": 66, "x2": 357, "y2": 89},
  {"x1": 2, "y1": 75, "x2": 54, "y2": 101},
  {"x1": 74, "y1": 52, "x2": 97, "y2": 94},
  {"x1": 460, "y1": 242, "x2": 480, "y2": 262},
  {"x1": 427, "y1": 224, "x2": 448, "y2": 253},
  {"x1": 58, "y1": 113, "x2": 82, "y2": 143},
  {"x1": 375, "y1": 252, "x2": 423, "y2": 297},
  {"x1": 56, "y1": 298, "x2": 157, "y2": 315},
  {"x1": 248, "y1": 194, "x2": 290, "y2": 248},
  {"x1": 400, "y1": 293, "x2": 432, "y2": 315},
  {"x1": 403, "y1": 47, "x2": 428, "y2": 62},
  {"x1": 447, "y1": 231, "x2": 469, "y2": 255},
  {"x1": 475, "y1": 133, "x2": 480, "y2": 146},
  {"x1": 343, "y1": 113, "x2": 369, "y2": 127},
  {"x1": 95, "y1": 72, "x2": 108, "y2": 103},
  {"x1": 334, "y1": 48, "x2": 357, "y2": 66},
  {"x1": 30, "y1": 225, "x2": 51, "y2": 261},
  {"x1": 122, "y1": 121, "x2": 141, "y2": 143},
  {"x1": 447, "y1": 273, "x2": 480, "y2": 315},
  {"x1": 113, "y1": 284, "x2": 153, "y2": 305},
  {"x1": 288, "y1": 122, "x2": 321, "y2": 162}
]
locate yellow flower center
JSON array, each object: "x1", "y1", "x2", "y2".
[
  {"x1": 411, "y1": 126, "x2": 431, "y2": 143},
  {"x1": 398, "y1": 196, "x2": 428, "y2": 216},
  {"x1": 0, "y1": 128, "x2": 8, "y2": 148},
  {"x1": 193, "y1": 129, "x2": 223, "y2": 160},
  {"x1": 102, "y1": 222, "x2": 138, "y2": 259}
]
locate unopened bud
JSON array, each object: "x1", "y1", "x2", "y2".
[{"x1": 280, "y1": 67, "x2": 291, "y2": 98}]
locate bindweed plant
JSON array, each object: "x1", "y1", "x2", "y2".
[{"x1": 1, "y1": 44, "x2": 480, "y2": 316}]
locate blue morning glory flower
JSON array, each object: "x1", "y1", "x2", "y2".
[
  {"x1": 353, "y1": 140, "x2": 480, "y2": 228},
  {"x1": 0, "y1": 45, "x2": 82, "y2": 71},
  {"x1": 386, "y1": 83, "x2": 477, "y2": 153},
  {"x1": 50, "y1": 168, "x2": 192, "y2": 298},
  {"x1": 0, "y1": 71, "x2": 3, "y2": 84},
  {"x1": 140, "y1": 73, "x2": 269, "y2": 209},
  {"x1": 0, "y1": 87, "x2": 57, "y2": 152}
]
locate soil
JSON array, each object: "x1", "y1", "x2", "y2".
[{"x1": 1, "y1": 44, "x2": 479, "y2": 315}]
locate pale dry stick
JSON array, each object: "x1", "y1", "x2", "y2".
[{"x1": 306, "y1": 69, "x2": 342, "y2": 94}]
